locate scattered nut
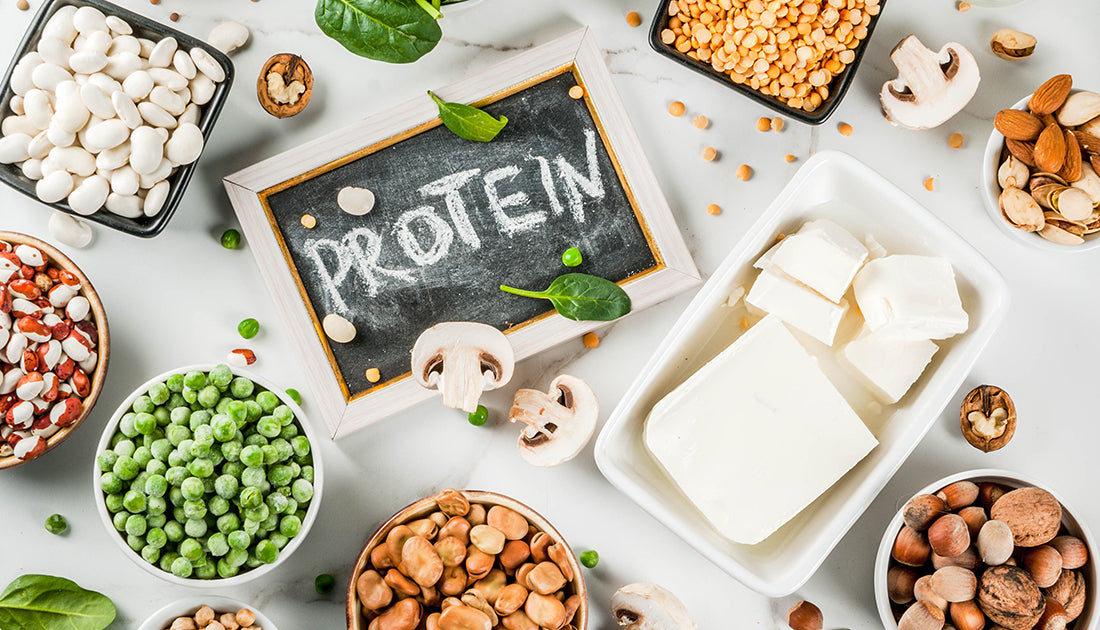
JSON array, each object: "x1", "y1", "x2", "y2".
[
  {"x1": 785, "y1": 154, "x2": 797, "y2": 163},
  {"x1": 582, "y1": 332, "x2": 599, "y2": 348},
  {"x1": 626, "y1": 11, "x2": 642, "y2": 27},
  {"x1": 208, "y1": 21, "x2": 250, "y2": 55},
  {"x1": 786, "y1": 601, "x2": 822, "y2": 630},
  {"x1": 960, "y1": 386, "x2": 1017, "y2": 452},
  {"x1": 257, "y1": 54, "x2": 313, "y2": 118},
  {"x1": 300, "y1": 214, "x2": 316, "y2": 228},
  {"x1": 16, "y1": 0, "x2": 29, "y2": 9},
  {"x1": 365, "y1": 367, "x2": 381, "y2": 383},
  {"x1": 956, "y1": 1, "x2": 972, "y2": 10},
  {"x1": 322, "y1": 313, "x2": 356, "y2": 344},
  {"x1": 990, "y1": 29, "x2": 1036, "y2": 60}
]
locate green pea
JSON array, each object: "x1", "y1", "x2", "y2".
[
  {"x1": 210, "y1": 365, "x2": 234, "y2": 388},
  {"x1": 145, "y1": 474, "x2": 168, "y2": 497},
  {"x1": 164, "y1": 520, "x2": 185, "y2": 542},
  {"x1": 217, "y1": 559, "x2": 239, "y2": 578},
  {"x1": 133, "y1": 413, "x2": 156, "y2": 435},
  {"x1": 279, "y1": 514, "x2": 302, "y2": 538},
  {"x1": 112, "y1": 511, "x2": 129, "y2": 532},
  {"x1": 214, "y1": 474, "x2": 239, "y2": 499},
  {"x1": 181, "y1": 477, "x2": 204, "y2": 500},
  {"x1": 197, "y1": 385, "x2": 221, "y2": 409},
  {"x1": 123, "y1": 489, "x2": 147, "y2": 512},
  {"x1": 184, "y1": 518, "x2": 207, "y2": 538},
  {"x1": 225, "y1": 547, "x2": 248, "y2": 568},
  {"x1": 562, "y1": 247, "x2": 583, "y2": 267},
  {"x1": 189, "y1": 410, "x2": 211, "y2": 428},
  {"x1": 227, "y1": 530, "x2": 250, "y2": 550},
  {"x1": 217, "y1": 513, "x2": 240, "y2": 535},
  {"x1": 146, "y1": 458, "x2": 167, "y2": 477},
  {"x1": 211, "y1": 415, "x2": 236, "y2": 442},
  {"x1": 267, "y1": 492, "x2": 290, "y2": 514},
  {"x1": 168, "y1": 487, "x2": 184, "y2": 507},
  {"x1": 315, "y1": 573, "x2": 335, "y2": 594},
  {"x1": 113, "y1": 455, "x2": 139, "y2": 480},
  {"x1": 262, "y1": 511, "x2": 279, "y2": 532},
  {"x1": 245, "y1": 504, "x2": 269, "y2": 523},
  {"x1": 105, "y1": 493, "x2": 125, "y2": 513},
  {"x1": 257, "y1": 416, "x2": 281, "y2": 438},
  {"x1": 151, "y1": 438, "x2": 173, "y2": 461},
  {"x1": 244, "y1": 434, "x2": 268, "y2": 448},
  {"x1": 260, "y1": 445, "x2": 277, "y2": 465},
  {"x1": 290, "y1": 436, "x2": 311, "y2": 459},
  {"x1": 126, "y1": 514, "x2": 147, "y2": 537},
  {"x1": 132, "y1": 396, "x2": 155, "y2": 414},
  {"x1": 243, "y1": 518, "x2": 260, "y2": 536},
  {"x1": 110, "y1": 433, "x2": 128, "y2": 448},
  {"x1": 159, "y1": 551, "x2": 179, "y2": 572},
  {"x1": 44, "y1": 514, "x2": 68, "y2": 535},
  {"x1": 237, "y1": 318, "x2": 260, "y2": 339},
  {"x1": 165, "y1": 466, "x2": 187, "y2": 487},
  {"x1": 182, "y1": 499, "x2": 207, "y2": 520},
  {"x1": 141, "y1": 545, "x2": 160, "y2": 564},
  {"x1": 165, "y1": 393, "x2": 187, "y2": 411},
  {"x1": 127, "y1": 533, "x2": 145, "y2": 552},
  {"x1": 182, "y1": 387, "x2": 198, "y2": 404},
  {"x1": 147, "y1": 496, "x2": 167, "y2": 516},
  {"x1": 579, "y1": 550, "x2": 599, "y2": 568},
  {"x1": 301, "y1": 466, "x2": 314, "y2": 484},
  {"x1": 113, "y1": 439, "x2": 135, "y2": 458},
  {"x1": 184, "y1": 371, "x2": 207, "y2": 390},
  {"x1": 133, "y1": 446, "x2": 153, "y2": 468},
  {"x1": 279, "y1": 424, "x2": 299, "y2": 440},
  {"x1": 186, "y1": 458, "x2": 213, "y2": 479},
  {"x1": 230, "y1": 377, "x2": 254, "y2": 399},
  {"x1": 148, "y1": 382, "x2": 170, "y2": 406},
  {"x1": 273, "y1": 405, "x2": 294, "y2": 425},
  {"x1": 171, "y1": 556, "x2": 193, "y2": 578},
  {"x1": 188, "y1": 440, "x2": 210, "y2": 459},
  {"x1": 468, "y1": 405, "x2": 488, "y2": 426},
  {"x1": 226, "y1": 401, "x2": 247, "y2": 425},
  {"x1": 256, "y1": 539, "x2": 279, "y2": 564},
  {"x1": 291, "y1": 479, "x2": 314, "y2": 503},
  {"x1": 169, "y1": 407, "x2": 190, "y2": 426},
  {"x1": 147, "y1": 513, "x2": 166, "y2": 529},
  {"x1": 255, "y1": 391, "x2": 278, "y2": 413},
  {"x1": 245, "y1": 554, "x2": 262, "y2": 569},
  {"x1": 209, "y1": 496, "x2": 230, "y2": 517},
  {"x1": 215, "y1": 397, "x2": 232, "y2": 415},
  {"x1": 285, "y1": 388, "x2": 302, "y2": 405},
  {"x1": 244, "y1": 400, "x2": 263, "y2": 422},
  {"x1": 221, "y1": 228, "x2": 241, "y2": 250},
  {"x1": 101, "y1": 472, "x2": 123, "y2": 494},
  {"x1": 132, "y1": 472, "x2": 150, "y2": 492},
  {"x1": 221, "y1": 441, "x2": 242, "y2": 463},
  {"x1": 239, "y1": 445, "x2": 263, "y2": 468},
  {"x1": 97, "y1": 450, "x2": 118, "y2": 472},
  {"x1": 207, "y1": 532, "x2": 230, "y2": 556},
  {"x1": 268, "y1": 464, "x2": 293, "y2": 487},
  {"x1": 242, "y1": 467, "x2": 265, "y2": 489},
  {"x1": 166, "y1": 425, "x2": 190, "y2": 447},
  {"x1": 222, "y1": 461, "x2": 245, "y2": 478},
  {"x1": 145, "y1": 527, "x2": 167, "y2": 549},
  {"x1": 239, "y1": 486, "x2": 262, "y2": 509},
  {"x1": 165, "y1": 373, "x2": 185, "y2": 393}
]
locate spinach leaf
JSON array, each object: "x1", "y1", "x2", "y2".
[
  {"x1": 428, "y1": 91, "x2": 508, "y2": 142},
  {"x1": 0, "y1": 575, "x2": 116, "y2": 630},
  {"x1": 315, "y1": 0, "x2": 442, "y2": 64},
  {"x1": 500, "y1": 273, "x2": 632, "y2": 321}
]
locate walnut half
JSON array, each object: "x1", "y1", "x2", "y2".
[
  {"x1": 257, "y1": 53, "x2": 313, "y2": 118},
  {"x1": 960, "y1": 385, "x2": 1016, "y2": 452}
]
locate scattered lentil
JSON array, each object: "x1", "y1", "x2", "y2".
[
  {"x1": 702, "y1": 146, "x2": 718, "y2": 161},
  {"x1": 169, "y1": 12, "x2": 179, "y2": 21},
  {"x1": 668, "y1": 101, "x2": 686, "y2": 117},
  {"x1": 693, "y1": 114, "x2": 709, "y2": 129},
  {"x1": 740, "y1": 316, "x2": 751, "y2": 330},
  {"x1": 957, "y1": 1, "x2": 972, "y2": 11},
  {"x1": 365, "y1": 368, "x2": 381, "y2": 384},
  {"x1": 300, "y1": 214, "x2": 316, "y2": 228},
  {"x1": 756, "y1": 117, "x2": 771, "y2": 132},
  {"x1": 582, "y1": 332, "x2": 600, "y2": 348},
  {"x1": 838, "y1": 122, "x2": 853, "y2": 136},
  {"x1": 736, "y1": 164, "x2": 753, "y2": 180},
  {"x1": 706, "y1": 204, "x2": 721, "y2": 215},
  {"x1": 784, "y1": 154, "x2": 797, "y2": 162},
  {"x1": 924, "y1": 177, "x2": 935, "y2": 191},
  {"x1": 771, "y1": 116, "x2": 785, "y2": 131},
  {"x1": 17, "y1": 0, "x2": 29, "y2": 10},
  {"x1": 568, "y1": 85, "x2": 585, "y2": 99},
  {"x1": 948, "y1": 133, "x2": 964, "y2": 148},
  {"x1": 626, "y1": 11, "x2": 643, "y2": 27}
]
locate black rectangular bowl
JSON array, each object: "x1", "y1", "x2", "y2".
[
  {"x1": 648, "y1": 0, "x2": 887, "y2": 125},
  {"x1": 0, "y1": 0, "x2": 234, "y2": 237}
]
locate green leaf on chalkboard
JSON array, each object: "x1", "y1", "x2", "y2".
[
  {"x1": 0, "y1": 575, "x2": 116, "y2": 630},
  {"x1": 315, "y1": 0, "x2": 442, "y2": 64},
  {"x1": 429, "y1": 91, "x2": 509, "y2": 142},
  {"x1": 500, "y1": 273, "x2": 632, "y2": 322}
]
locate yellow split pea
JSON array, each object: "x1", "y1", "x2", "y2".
[
  {"x1": 582, "y1": 332, "x2": 600, "y2": 348},
  {"x1": 736, "y1": 164, "x2": 753, "y2": 181},
  {"x1": 668, "y1": 101, "x2": 686, "y2": 117},
  {"x1": 626, "y1": 11, "x2": 643, "y2": 27},
  {"x1": 300, "y1": 214, "x2": 317, "y2": 228},
  {"x1": 706, "y1": 204, "x2": 721, "y2": 215},
  {"x1": 837, "y1": 122, "x2": 853, "y2": 136},
  {"x1": 568, "y1": 85, "x2": 585, "y2": 99},
  {"x1": 693, "y1": 115, "x2": 709, "y2": 129},
  {"x1": 702, "y1": 146, "x2": 718, "y2": 161},
  {"x1": 365, "y1": 368, "x2": 381, "y2": 383}
]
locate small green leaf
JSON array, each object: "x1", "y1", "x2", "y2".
[
  {"x1": 428, "y1": 91, "x2": 508, "y2": 142},
  {"x1": 500, "y1": 273, "x2": 632, "y2": 321},
  {"x1": 0, "y1": 575, "x2": 116, "y2": 630},
  {"x1": 315, "y1": 0, "x2": 441, "y2": 64}
]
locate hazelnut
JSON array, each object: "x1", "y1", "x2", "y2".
[
  {"x1": 1033, "y1": 598, "x2": 1068, "y2": 630},
  {"x1": 914, "y1": 575, "x2": 949, "y2": 611},
  {"x1": 786, "y1": 600, "x2": 823, "y2": 630},
  {"x1": 929, "y1": 514, "x2": 971, "y2": 558},
  {"x1": 938, "y1": 482, "x2": 980, "y2": 510},
  {"x1": 959, "y1": 385, "x2": 1016, "y2": 452},
  {"x1": 1043, "y1": 570, "x2": 1086, "y2": 621},
  {"x1": 933, "y1": 547, "x2": 982, "y2": 571},
  {"x1": 1020, "y1": 546, "x2": 1063, "y2": 589},
  {"x1": 898, "y1": 601, "x2": 946, "y2": 630},
  {"x1": 890, "y1": 566, "x2": 921, "y2": 604},
  {"x1": 958, "y1": 507, "x2": 988, "y2": 539},
  {"x1": 904, "y1": 494, "x2": 950, "y2": 532},
  {"x1": 977, "y1": 521, "x2": 1015, "y2": 566},
  {"x1": 948, "y1": 600, "x2": 986, "y2": 630},
  {"x1": 978, "y1": 484, "x2": 1008, "y2": 511},
  {"x1": 990, "y1": 488, "x2": 1062, "y2": 548},
  {"x1": 931, "y1": 567, "x2": 978, "y2": 603},
  {"x1": 894, "y1": 526, "x2": 933, "y2": 567},
  {"x1": 257, "y1": 53, "x2": 313, "y2": 118},
  {"x1": 1048, "y1": 536, "x2": 1088, "y2": 570},
  {"x1": 977, "y1": 565, "x2": 1045, "y2": 630}
]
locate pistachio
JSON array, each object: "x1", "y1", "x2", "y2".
[
  {"x1": 1052, "y1": 186, "x2": 1093, "y2": 221},
  {"x1": 990, "y1": 29, "x2": 1036, "y2": 60},
  {"x1": 1038, "y1": 222, "x2": 1085, "y2": 245},
  {"x1": 960, "y1": 385, "x2": 1016, "y2": 452},
  {"x1": 998, "y1": 155, "x2": 1030, "y2": 189},
  {"x1": 999, "y1": 186, "x2": 1045, "y2": 232},
  {"x1": 1056, "y1": 91, "x2": 1100, "y2": 127},
  {"x1": 1071, "y1": 162, "x2": 1100, "y2": 204},
  {"x1": 257, "y1": 53, "x2": 313, "y2": 118}
]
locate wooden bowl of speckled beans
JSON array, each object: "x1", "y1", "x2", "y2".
[
  {"x1": 0, "y1": 231, "x2": 109, "y2": 470},
  {"x1": 347, "y1": 489, "x2": 587, "y2": 630}
]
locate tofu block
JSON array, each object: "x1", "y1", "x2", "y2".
[
  {"x1": 841, "y1": 326, "x2": 939, "y2": 403},
  {"x1": 853, "y1": 255, "x2": 969, "y2": 341},
  {"x1": 644, "y1": 316, "x2": 878, "y2": 545},
  {"x1": 768, "y1": 219, "x2": 868, "y2": 303},
  {"x1": 746, "y1": 269, "x2": 849, "y2": 345}
]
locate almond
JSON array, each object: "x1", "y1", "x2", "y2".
[
  {"x1": 990, "y1": 487, "x2": 1062, "y2": 547},
  {"x1": 995, "y1": 109, "x2": 1044, "y2": 141},
  {"x1": 1034, "y1": 124, "x2": 1067, "y2": 174},
  {"x1": 1029, "y1": 74, "x2": 1073, "y2": 115},
  {"x1": 1060, "y1": 129, "x2": 1082, "y2": 182},
  {"x1": 1006, "y1": 139, "x2": 1037, "y2": 167}
]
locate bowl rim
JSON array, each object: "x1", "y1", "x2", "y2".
[
  {"x1": 0, "y1": 0, "x2": 235, "y2": 238},
  {"x1": 873, "y1": 468, "x2": 1099, "y2": 629},
  {"x1": 980, "y1": 91, "x2": 1100, "y2": 252},
  {"x1": 344, "y1": 489, "x2": 588, "y2": 630},
  {"x1": 0, "y1": 231, "x2": 110, "y2": 470},
  {"x1": 91, "y1": 362, "x2": 324, "y2": 587},
  {"x1": 136, "y1": 595, "x2": 279, "y2": 630}
]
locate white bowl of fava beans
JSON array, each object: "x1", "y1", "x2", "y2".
[
  {"x1": 137, "y1": 596, "x2": 278, "y2": 630},
  {"x1": 873, "y1": 469, "x2": 1097, "y2": 630},
  {"x1": 92, "y1": 363, "x2": 324, "y2": 587}
]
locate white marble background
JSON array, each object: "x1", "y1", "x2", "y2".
[{"x1": 2, "y1": 0, "x2": 1099, "y2": 628}]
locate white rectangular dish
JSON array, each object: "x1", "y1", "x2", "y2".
[{"x1": 594, "y1": 150, "x2": 1010, "y2": 597}]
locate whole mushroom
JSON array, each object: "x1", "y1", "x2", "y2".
[
  {"x1": 880, "y1": 35, "x2": 980, "y2": 130},
  {"x1": 509, "y1": 375, "x2": 598, "y2": 466},
  {"x1": 611, "y1": 583, "x2": 695, "y2": 630},
  {"x1": 410, "y1": 322, "x2": 515, "y2": 413}
]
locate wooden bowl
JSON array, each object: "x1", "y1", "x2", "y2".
[
  {"x1": 346, "y1": 490, "x2": 588, "y2": 630},
  {"x1": 0, "y1": 231, "x2": 109, "y2": 470}
]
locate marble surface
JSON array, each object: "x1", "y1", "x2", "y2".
[{"x1": 2, "y1": 0, "x2": 1099, "y2": 628}]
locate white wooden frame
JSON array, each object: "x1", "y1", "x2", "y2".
[{"x1": 223, "y1": 28, "x2": 699, "y2": 440}]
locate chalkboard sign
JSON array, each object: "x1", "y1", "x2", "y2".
[{"x1": 225, "y1": 29, "x2": 698, "y2": 439}]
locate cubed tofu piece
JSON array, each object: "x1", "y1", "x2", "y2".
[
  {"x1": 766, "y1": 219, "x2": 869, "y2": 303},
  {"x1": 746, "y1": 269, "x2": 849, "y2": 346},
  {"x1": 841, "y1": 325, "x2": 939, "y2": 403},
  {"x1": 853, "y1": 255, "x2": 968, "y2": 341}
]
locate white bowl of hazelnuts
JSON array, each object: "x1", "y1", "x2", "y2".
[{"x1": 874, "y1": 469, "x2": 1096, "y2": 630}]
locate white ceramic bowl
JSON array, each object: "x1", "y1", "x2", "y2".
[
  {"x1": 92, "y1": 364, "x2": 324, "y2": 587},
  {"x1": 137, "y1": 595, "x2": 278, "y2": 630},
  {"x1": 981, "y1": 91, "x2": 1100, "y2": 252},
  {"x1": 595, "y1": 151, "x2": 1009, "y2": 597},
  {"x1": 874, "y1": 469, "x2": 1098, "y2": 630}
]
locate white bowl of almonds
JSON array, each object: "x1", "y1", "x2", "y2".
[
  {"x1": 982, "y1": 75, "x2": 1100, "y2": 251},
  {"x1": 137, "y1": 596, "x2": 276, "y2": 630},
  {"x1": 874, "y1": 469, "x2": 1096, "y2": 630}
]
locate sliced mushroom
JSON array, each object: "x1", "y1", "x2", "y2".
[
  {"x1": 880, "y1": 35, "x2": 980, "y2": 130},
  {"x1": 411, "y1": 322, "x2": 515, "y2": 413},
  {"x1": 611, "y1": 583, "x2": 695, "y2": 630},
  {"x1": 509, "y1": 375, "x2": 597, "y2": 467}
]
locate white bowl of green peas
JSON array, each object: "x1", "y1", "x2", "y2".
[{"x1": 92, "y1": 363, "x2": 323, "y2": 587}]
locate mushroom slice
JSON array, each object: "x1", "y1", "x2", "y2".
[
  {"x1": 880, "y1": 35, "x2": 980, "y2": 130},
  {"x1": 611, "y1": 583, "x2": 695, "y2": 630},
  {"x1": 410, "y1": 322, "x2": 515, "y2": 413},
  {"x1": 509, "y1": 375, "x2": 597, "y2": 467}
]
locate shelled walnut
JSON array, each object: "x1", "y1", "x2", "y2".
[
  {"x1": 257, "y1": 54, "x2": 313, "y2": 118},
  {"x1": 960, "y1": 385, "x2": 1016, "y2": 452}
]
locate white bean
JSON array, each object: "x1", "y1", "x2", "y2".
[
  {"x1": 122, "y1": 71, "x2": 153, "y2": 100},
  {"x1": 10, "y1": 56, "x2": 42, "y2": 95},
  {"x1": 139, "y1": 158, "x2": 173, "y2": 187},
  {"x1": 189, "y1": 73, "x2": 215, "y2": 105},
  {"x1": 27, "y1": 131, "x2": 54, "y2": 160},
  {"x1": 79, "y1": 83, "x2": 116, "y2": 119},
  {"x1": 174, "y1": 87, "x2": 191, "y2": 106},
  {"x1": 178, "y1": 103, "x2": 201, "y2": 127},
  {"x1": 111, "y1": 92, "x2": 142, "y2": 129},
  {"x1": 36, "y1": 37, "x2": 74, "y2": 67},
  {"x1": 105, "y1": 192, "x2": 142, "y2": 217},
  {"x1": 67, "y1": 175, "x2": 110, "y2": 215},
  {"x1": 21, "y1": 158, "x2": 44, "y2": 181},
  {"x1": 73, "y1": 7, "x2": 108, "y2": 34},
  {"x1": 36, "y1": 170, "x2": 74, "y2": 203},
  {"x1": 69, "y1": 51, "x2": 108, "y2": 74},
  {"x1": 49, "y1": 146, "x2": 95, "y2": 176},
  {"x1": 149, "y1": 38, "x2": 177, "y2": 68},
  {"x1": 137, "y1": 38, "x2": 155, "y2": 58},
  {"x1": 79, "y1": 31, "x2": 113, "y2": 55},
  {"x1": 2, "y1": 115, "x2": 38, "y2": 137},
  {"x1": 149, "y1": 86, "x2": 185, "y2": 115},
  {"x1": 40, "y1": 156, "x2": 63, "y2": 177},
  {"x1": 103, "y1": 52, "x2": 144, "y2": 81},
  {"x1": 109, "y1": 34, "x2": 140, "y2": 56},
  {"x1": 147, "y1": 67, "x2": 187, "y2": 90},
  {"x1": 137, "y1": 101, "x2": 176, "y2": 129},
  {"x1": 86, "y1": 72, "x2": 122, "y2": 95},
  {"x1": 72, "y1": 35, "x2": 88, "y2": 52},
  {"x1": 75, "y1": 115, "x2": 101, "y2": 149},
  {"x1": 95, "y1": 141, "x2": 130, "y2": 170},
  {"x1": 172, "y1": 49, "x2": 197, "y2": 79},
  {"x1": 31, "y1": 63, "x2": 73, "y2": 92},
  {"x1": 207, "y1": 21, "x2": 250, "y2": 55},
  {"x1": 42, "y1": 6, "x2": 78, "y2": 44},
  {"x1": 22, "y1": 89, "x2": 53, "y2": 130},
  {"x1": 105, "y1": 15, "x2": 132, "y2": 36},
  {"x1": 143, "y1": 180, "x2": 170, "y2": 217},
  {"x1": 46, "y1": 122, "x2": 75, "y2": 148},
  {"x1": 9, "y1": 95, "x2": 25, "y2": 116},
  {"x1": 0, "y1": 134, "x2": 32, "y2": 164},
  {"x1": 48, "y1": 211, "x2": 94, "y2": 248},
  {"x1": 165, "y1": 123, "x2": 203, "y2": 165},
  {"x1": 129, "y1": 126, "x2": 164, "y2": 175},
  {"x1": 189, "y1": 48, "x2": 225, "y2": 83},
  {"x1": 84, "y1": 119, "x2": 129, "y2": 151},
  {"x1": 96, "y1": 165, "x2": 115, "y2": 180},
  {"x1": 52, "y1": 81, "x2": 90, "y2": 133},
  {"x1": 110, "y1": 165, "x2": 139, "y2": 195}
]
